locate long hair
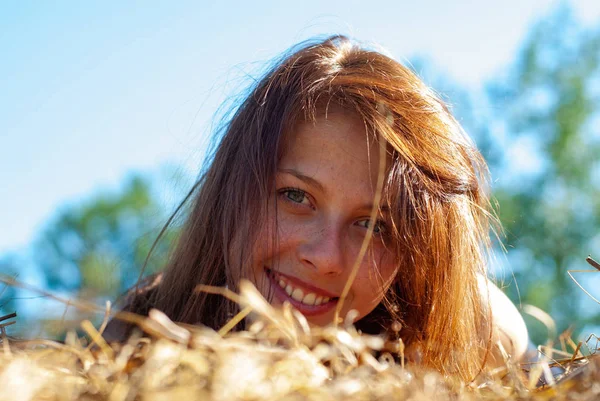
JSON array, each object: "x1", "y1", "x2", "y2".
[{"x1": 127, "y1": 36, "x2": 495, "y2": 380}]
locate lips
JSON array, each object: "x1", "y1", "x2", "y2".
[{"x1": 265, "y1": 268, "x2": 339, "y2": 316}]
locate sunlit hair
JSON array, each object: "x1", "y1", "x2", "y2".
[{"x1": 124, "y1": 36, "x2": 496, "y2": 380}]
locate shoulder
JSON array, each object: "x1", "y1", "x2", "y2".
[{"x1": 477, "y1": 274, "x2": 529, "y2": 363}]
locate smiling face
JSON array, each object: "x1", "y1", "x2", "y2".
[{"x1": 247, "y1": 107, "x2": 399, "y2": 326}]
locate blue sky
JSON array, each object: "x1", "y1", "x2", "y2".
[{"x1": 2, "y1": 0, "x2": 600, "y2": 256}]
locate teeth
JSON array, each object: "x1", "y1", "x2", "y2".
[
  {"x1": 275, "y1": 274, "x2": 332, "y2": 306},
  {"x1": 302, "y1": 293, "x2": 316, "y2": 305},
  {"x1": 291, "y1": 288, "x2": 304, "y2": 302}
]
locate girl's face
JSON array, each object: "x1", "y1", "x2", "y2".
[{"x1": 249, "y1": 108, "x2": 399, "y2": 326}]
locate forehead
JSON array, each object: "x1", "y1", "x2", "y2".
[
  {"x1": 280, "y1": 108, "x2": 385, "y2": 192},
  {"x1": 284, "y1": 107, "x2": 375, "y2": 155}
]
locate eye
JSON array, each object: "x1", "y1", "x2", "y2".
[
  {"x1": 279, "y1": 188, "x2": 312, "y2": 207},
  {"x1": 357, "y1": 219, "x2": 387, "y2": 235}
]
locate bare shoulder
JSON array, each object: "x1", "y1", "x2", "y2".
[{"x1": 477, "y1": 274, "x2": 529, "y2": 363}]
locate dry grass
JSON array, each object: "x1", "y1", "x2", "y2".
[{"x1": 1, "y1": 280, "x2": 599, "y2": 401}]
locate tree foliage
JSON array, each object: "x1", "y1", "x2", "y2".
[
  {"x1": 33, "y1": 174, "x2": 179, "y2": 302},
  {"x1": 486, "y1": 5, "x2": 600, "y2": 343}
]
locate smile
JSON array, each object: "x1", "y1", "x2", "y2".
[{"x1": 265, "y1": 268, "x2": 339, "y2": 315}]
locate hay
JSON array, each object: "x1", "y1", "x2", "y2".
[{"x1": 1, "y1": 280, "x2": 599, "y2": 401}]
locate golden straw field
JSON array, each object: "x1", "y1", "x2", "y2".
[{"x1": 1, "y1": 280, "x2": 599, "y2": 401}]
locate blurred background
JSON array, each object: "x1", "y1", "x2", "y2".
[{"x1": 1, "y1": 1, "x2": 600, "y2": 346}]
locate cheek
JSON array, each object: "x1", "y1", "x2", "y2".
[
  {"x1": 262, "y1": 209, "x2": 309, "y2": 258},
  {"x1": 237, "y1": 205, "x2": 276, "y2": 279},
  {"x1": 378, "y1": 252, "x2": 399, "y2": 289},
  {"x1": 352, "y1": 251, "x2": 398, "y2": 306},
  {"x1": 361, "y1": 247, "x2": 397, "y2": 282},
  {"x1": 248, "y1": 222, "x2": 273, "y2": 272},
  {"x1": 248, "y1": 207, "x2": 299, "y2": 273}
]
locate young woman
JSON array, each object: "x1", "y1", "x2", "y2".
[{"x1": 105, "y1": 35, "x2": 528, "y2": 381}]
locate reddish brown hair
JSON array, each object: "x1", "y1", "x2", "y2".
[{"x1": 120, "y1": 36, "x2": 495, "y2": 380}]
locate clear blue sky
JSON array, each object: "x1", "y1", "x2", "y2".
[{"x1": 1, "y1": 0, "x2": 600, "y2": 256}]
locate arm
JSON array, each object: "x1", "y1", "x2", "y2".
[{"x1": 478, "y1": 275, "x2": 529, "y2": 364}]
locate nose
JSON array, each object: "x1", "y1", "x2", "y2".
[{"x1": 296, "y1": 221, "x2": 345, "y2": 276}]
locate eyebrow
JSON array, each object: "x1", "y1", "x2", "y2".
[
  {"x1": 278, "y1": 168, "x2": 325, "y2": 193},
  {"x1": 356, "y1": 204, "x2": 391, "y2": 216},
  {"x1": 366, "y1": 204, "x2": 390, "y2": 213}
]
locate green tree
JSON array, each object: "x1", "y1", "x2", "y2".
[
  {"x1": 33, "y1": 173, "x2": 181, "y2": 303},
  {"x1": 486, "y1": 5, "x2": 600, "y2": 344}
]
